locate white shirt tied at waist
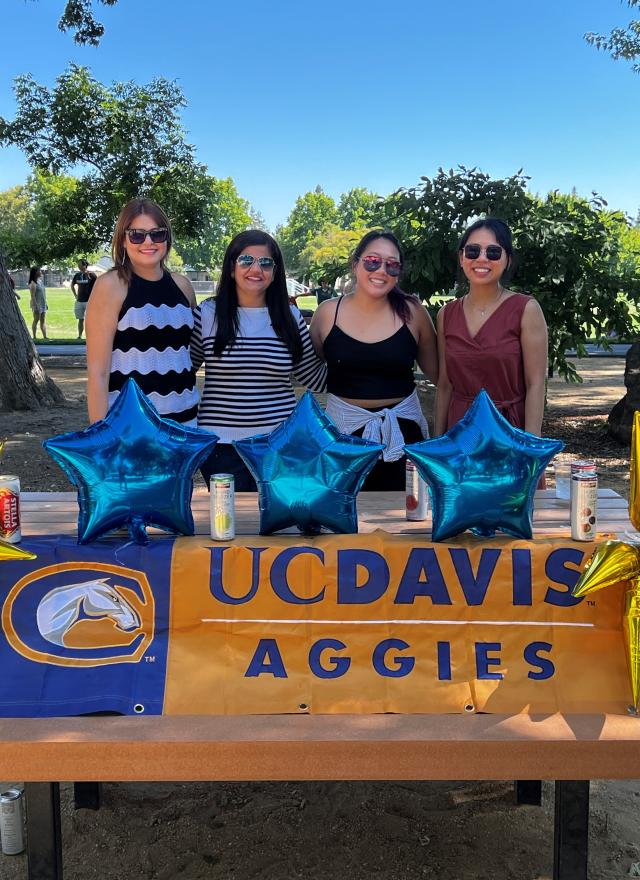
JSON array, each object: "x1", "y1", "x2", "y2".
[{"x1": 325, "y1": 389, "x2": 429, "y2": 462}]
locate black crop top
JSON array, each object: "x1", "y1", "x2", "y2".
[{"x1": 323, "y1": 300, "x2": 417, "y2": 399}]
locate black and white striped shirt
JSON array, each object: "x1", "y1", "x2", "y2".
[
  {"x1": 190, "y1": 302, "x2": 327, "y2": 442},
  {"x1": 108, "y1": 272, "x2": 199, "y2": 425}
]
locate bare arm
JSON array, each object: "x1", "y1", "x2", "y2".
[
  {"x1": 434, "y1": 306, "x2": 453, "y2": 436},
  {"x1": 29, "y1": 281, "x2": 36, "y2": 310},
  {"x1": 85, "y1": 272, "x2": 127, "y2": 424},
  {"x1": 521, "y1": 298, "x2": 548, "y2": 435},
  {"x1": 409, "y1": 299, "x2": 438, "y2": 386},
  {"x1": 309, "y1": 299, "x2": 338, "y2": 360},
  {"x1": 171, "y1": 273, "x2": 197, "y2": 309},
  {"x1": 70, "y1": 275, "x2": 78, "y2": 299}
]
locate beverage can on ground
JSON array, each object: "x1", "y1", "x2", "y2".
[
  {"x1": 0, "y1": 788, "x2": 25, "y2": 855},
  {"x1": 405, "y1": 460, "x2": 429, "y2": 521},
  {"x1": 0, "y1": 475, "x2": 21, "y2": 544},
  {"x1": 210, "y1": 474, "x2": 235, "y2": 541},
  {"x1": 570, "y1": 461, "x2": 598, "y2": 541}
]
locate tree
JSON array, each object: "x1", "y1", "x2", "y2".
[
  {"x1": 336, "y1": 187, "x2": 381, "y2": 230},
  {"x1": 0, "y1": 65, "x2": 208, "y2": 410},
  {"x1": 276, "y1": 186, "x2": 338, "y2": 273},
  {"x1": 298, "y1": 225, "x2": 367, "y2": 284},
  {"x1": 585, "y1": 1, "x2": 640, "y2": 71},
  {"x1": 174, "y1": 177, "x2": 253, "y2": 270}
]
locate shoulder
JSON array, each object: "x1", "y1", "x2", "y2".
[
  {"x1": 170, "y1": 272, "x2": 196, "y2": 308},
  {"x1": 71, "y1": 272, "x2": 80, "y2": 282},
  {"x1": 90, "y1": 270, "x2": 128, "y2": 309},
  {"x1": 437, "y1": 297, "x2": 458, "y2": 326}
]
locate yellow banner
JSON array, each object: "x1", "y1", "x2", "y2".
[{"x1": 164, "y1": 531, "x2": 629, "y2": 715}]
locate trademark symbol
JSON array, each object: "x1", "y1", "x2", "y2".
[
  {"x1": 145, "y1": 655, "x2": 156, "y2": 663},
  {"x1": 587, "y1": 601, "x2": 596, "y2": 607}
]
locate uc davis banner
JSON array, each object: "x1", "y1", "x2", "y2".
[
  {"x1": 166, "y1": 531, "x2": 629, "y2": 715},
  {"x1": 0, "y1": 532, "x2": 630, "y2": 716}
]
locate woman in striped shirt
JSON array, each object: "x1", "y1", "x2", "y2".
[
  {"x1": 86, "y1": 198, "x2": 199, "y2": 426},
  {"x1": 191, "y1": 230, "x2": 327, "y2": 490}
]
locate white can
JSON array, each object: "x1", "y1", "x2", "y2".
[
  {"x1": 570, "y1": 462, "x2": 598, "y2": 541},
  {"x1": 0, "y1": 788, "x2": 25, "y2": 855},
  {"x1": 0, "y1": 474, "x2": 21, "y2": 543},
  {"x1": 210, "y1": 474, "x2": 235, "y2": 541},
  {"x1": 405, "y1": 460, "x2": 429, "y2": 521}
]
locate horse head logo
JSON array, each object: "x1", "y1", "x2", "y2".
[{"x1": 36, "y1": 579, "x2": 141, "y2": 647}]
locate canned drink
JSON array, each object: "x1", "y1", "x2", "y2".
[
  {"x1": 570, "y1": 462, "x2": 598, "y2": 541},
  {"x1": 0, "y1": 475, "x2": 21, "y2": 544},
  {"x1": 405, "y1": 460, "x2": 429, "y2": 521},
  {"x1": 0, "y1": 788, "x2": 25, "y2": 855},
  {"x1": 210, "y1": 474, "x2": 235, "y2": 541}
]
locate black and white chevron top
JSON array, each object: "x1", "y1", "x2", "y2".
[
  {"x1": 190, "y1": 302, "x2": 327, "y2": 443},
  {"x1": 108, "y1": 271, "x2": 199, "y2": 425}
]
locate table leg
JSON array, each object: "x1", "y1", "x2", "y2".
[
  {"x1": 73, "y1": 782, "x2": 101, "y2": 810},
  {"x1": 553, "y1": 780, "x2": 590, "y2": 880},
  {"x1": 24, "y1": 782, "x2": 63, "y2": 880},
  {"x1": 515, "y1": 780, "x2": 542, "y2": 805}
]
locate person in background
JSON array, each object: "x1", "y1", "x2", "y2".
[
  {"x1": 85, "y1": 197, "x2": 198, "y2": 425},
  {"x1": 71, "y1": 259, "x2": 97, "y2": 340},
  {"x1": 310, "y1": 229, "x2": 438, "y2": 490},
  {"x1": 190, "y1": 230, "x2": 327, "y2": 490},
  {"x1": 7, "y1": 272, "x2": 19, "y2": 299},
  {"x1": 28, "y1": 267, "x2": 47, "y2": 340},
  {"x1": 434, "y1": 217, "x2": 547, "y2": 440},
  {"x1": 313, "y1": 277, "x2": 337, "y2": 305}
]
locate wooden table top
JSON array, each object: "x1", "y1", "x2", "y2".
[{"x1": 18, "y1": 488, "x2": 635, "y2": 540}]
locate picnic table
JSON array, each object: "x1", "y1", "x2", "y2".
[{"x1": 2, "y1": 487, "x2": 640, "y2": 880}]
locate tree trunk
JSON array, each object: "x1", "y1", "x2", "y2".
[{"x1": 0, "y1": 251, "x2": 65, "y2": 411}]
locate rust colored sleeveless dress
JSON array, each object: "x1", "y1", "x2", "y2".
[{"x1": 443, "y1": 293, "x2": 530, "y2": 430}]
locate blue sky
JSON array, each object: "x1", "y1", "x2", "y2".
[{"x1": 1, "y1": 0, "x2": 639, "y2": 229}]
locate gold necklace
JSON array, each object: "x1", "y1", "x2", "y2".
[{"x1": 470, "y1": 285, "x2": 503, "y2": 317}]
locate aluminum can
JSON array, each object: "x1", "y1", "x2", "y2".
[
  {"x1": 210, "y1": 474, "x2": 235, "y2": 541},
  {"x1": 570, "y1": 462, "x2": 598, "y2": 541},
  {"x1": 405, "y1": 460, "x2": 429, "y2": 521},
  {"x1": 0, "y1": 788, "x2": 25, "y2": 855},
  {"x1": 0, "y1": 475, "x2": 21, "y2": 543}
]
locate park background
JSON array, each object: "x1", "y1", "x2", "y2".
[{"x1": 1, "y1": 2, "x2": 640, "y2": 879}]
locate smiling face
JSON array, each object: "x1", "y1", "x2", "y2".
[
  {"x1": 232, "y1": 244, "x2": 275, "y2": 306},
  {"x1": 123, "y1": 213, "x2": 168, "y2": 278},
  {"x1": 353, "y1": 236, "x2": 401, "y2": 300},
  {"x1": 459, "y1": 227, "x2": 509, "y2": 288}
]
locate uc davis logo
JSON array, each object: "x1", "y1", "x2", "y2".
[{"x1": 2, "y1": 561, "x2": 154, "y2": 666}]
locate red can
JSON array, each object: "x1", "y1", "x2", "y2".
[{"x1": 0, "y1": 475, "x2": 21, "y2": 543}]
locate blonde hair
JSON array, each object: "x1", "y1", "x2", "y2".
[{"x1": 110, "y1": 198, "x2": 173, "y2": 284}]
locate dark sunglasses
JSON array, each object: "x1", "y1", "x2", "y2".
[
  {"x1": 359, "y1": 256, "x2": 402, "y2": 277},
  {"x1": 236, "y1": 254, "x2": 275, "y2": 270},
  {"x1": 463, "y1": 244, "x2": 504, "y2": 261},
  {"x1": 125, "y1": 227, "x2": 169, "y2": 244}
]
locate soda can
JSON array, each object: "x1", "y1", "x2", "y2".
[
  {"x1": 0, "y1": 788, "x2": 25, "y2": 855},
  {"x1": 405, "y1": 460, "x2": 429, "y2": 521},
  {"x1": 0, "y1": 475, "x2": 21, "y2": 544},
  {"x1": 210, "y1": 474, "x2": 235, "y2": 541},
  {"x1": 570, "y1": 462, "x2": 598, "y2": 542}
]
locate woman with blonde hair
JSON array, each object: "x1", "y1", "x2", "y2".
[{"x1": 86, "y1": 197, "x2": 198, "y2": 425}]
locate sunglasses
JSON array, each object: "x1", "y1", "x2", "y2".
[
  {"x1": 359, "y1": 256, "x2": 402, "y2": 277},
  {"x1": 236, "y1": 255, "x2": 275, "y2": 270},
  {"x1": 462, "y1": 244, "x2": 504, "y2": 261},
  {"x1": 125, "y1": 228, "x2": 169, "y2": 244}
]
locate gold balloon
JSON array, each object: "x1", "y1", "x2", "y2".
[
  {"x1": 630, "y1": 411, "x2": 640, "y2": 531},
  {"x1": 626, "y1": 591, "x2": 640, "y2": 712},
  {"x1": 573, "y1": 540, "x2": 640, "y2": 598},
  {"x1": 0, "y1": 437, "x2": 5, "y2": 464},
  {"x1": 0, "y1": 540, "x2": 36, "y2": 562}
]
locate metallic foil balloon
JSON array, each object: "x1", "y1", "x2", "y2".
[
  {"x1": 573, "y1": 540, "x2": 640, "y2": 711},
  {"x1": 405, "y1": 390, "x2": 564, "y2": 542},
  {"x1": 0, "y1": 540, "x2": 36, "y2": 562},
  {"x1": 0, "y1": 437, "x2": 5, "y2": 463},
  {"x1": 43, "y1": 379, "x2": 219, "y2": 545},
  {"x1": 234, "y1": 391, "x2": 384, "y2": 535},
  {"x1": 630, "y1": 411, "x2": 640, "y2": 531}
]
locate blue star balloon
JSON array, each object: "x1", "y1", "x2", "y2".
[
  {"x1": 405, "y1": 390, "x2": 563, "y2": 542},
  {"x1": 43, "y1": 379, "x2": 219, "y2": 544},
  {"x1": 234, "y1": 391, "x2": 384, "y2": 535}
]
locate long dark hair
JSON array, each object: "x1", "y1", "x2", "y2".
[
  {"x1": 110, "y1": 198, "x2": 173, "y2": 285},
  {"x1": 458, "y1": 217, "x2": 514, "y2": 277},
  {"x1": 352, "y1": 230, "x2": 413, "y2": 323},
  {"x1": 213, "y1": 230, "x2": 302, "y2": 362},
  {"x1": 28, "y1": 266, "x2": 41, "y2": 284}
]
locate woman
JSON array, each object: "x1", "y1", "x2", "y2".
[
  {"x1": 190, "y1": 230, "x2": 327, "y2": 491},
  {"x1": 28, "y1": 267, "x2": 47, "y2": 340},
  {"x1": 309, "y1": 230, "x2": 438, "y2": 490},
  {"x1": 434, "y1": 217, "x2": 547, "y2": 438},
  {"x1": 85, "y1": 198, "x2": 198, "y2": 425}
]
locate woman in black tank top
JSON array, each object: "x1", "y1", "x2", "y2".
[{"x1": 309, "y1": 230, "x2": 438, "y2": 490}]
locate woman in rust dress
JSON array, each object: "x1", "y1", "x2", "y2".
[{"x1": 435, "y1": 218, "x2": 547, "y2": 438}]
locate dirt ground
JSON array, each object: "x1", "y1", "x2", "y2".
[{"x1": 1, "y1": 356, "x2": 639, "y2": 880}]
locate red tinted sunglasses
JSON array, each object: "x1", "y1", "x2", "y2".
[{"x1": 359, "y1": 255, "x2": 402, "y2": 277}]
